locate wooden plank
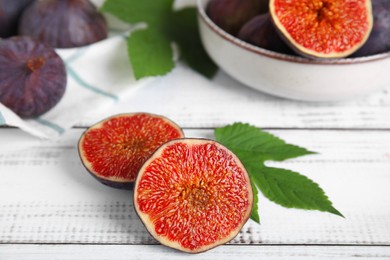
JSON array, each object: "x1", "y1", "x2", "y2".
[
  {"x1": 0, "y1": 128, "x2": 389, "y2": 245},
  {"x1": 77, "y1": 64, "x2": 390, "y2": 129},
  {"x1": 1, "y1": 244, "x2": 390, "y2": 259}
]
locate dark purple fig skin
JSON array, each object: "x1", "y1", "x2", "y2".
[
  {"x1": 238, "y1": 14, "x2": 294, "y2": 55},
  {"x1": 0, "y1": 36, "x2": 67, "y2": 118},
  {"x1": 88, "y1": 172, "x2": 134, "y2": 190},
  {"x1": 0, "y1": 0, "x2": 34, "y2": 38},
  {"x1": 19, "y1": 0, "x2": 108, "y2": 48},
  {"x1": 352, "y1": 0, "x2": 390, "y2": 57},
  {"x1": 207, "y1": 0, "x2": 265, "y2": 36}
]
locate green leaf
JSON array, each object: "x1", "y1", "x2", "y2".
[
  {"x1": 215, "y1": 123, "x2": 315, "y2": 163},
  {"x1": 215, "y1": 123, "x2": 343, "y2": 222},
  {"x1": 102, "y1": 0, "x2": 173, "y2": 26},
  {"x1": 253, "y1": 167, "x2": 343, "y2": 217},
  {"x1": 128, "y1": 29, "x2": 174, "y2": 79},
  {"x1": 168, "y1": 8, "x2": 217, "y2": 78},
  {"x1": 102, "y1": 0, "x2": 217, "y2": 79}
]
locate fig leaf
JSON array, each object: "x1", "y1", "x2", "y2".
[
  {"x1": 215, "y1": 123, "x2": 343, "y2": 222},
  {"x1": 102, "y1": 0, "x2": 217, "y2": 79},
  {"x1": 249, "y1": 176, "x2": 260, "y2": 224},
  {"x1": 128, "y1": 28, "x2": 174, "y2": 79},
  {"x1": 253, "y1": 167, "x2": 343, "y2": 217},
  {"x1": 169, "y1": 8, "x2": 218, "y2": 79}
]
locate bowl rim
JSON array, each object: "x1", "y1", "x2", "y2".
[{"x1": 197, "y1": 0, "x2": 390, "y2": 65}]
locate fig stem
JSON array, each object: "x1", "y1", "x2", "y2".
[{"x1": 26, "y1": 56, "x2": 46, "y2": 72}]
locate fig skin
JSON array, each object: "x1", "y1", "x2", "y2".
[
  {"x1": 352, "y1": 0, "x2": 390, "y2": 57},
  {"x1": 207, "y1": 0, "x2": 266, "y2": 36},
  {"x1": 0, "y1": 36, "x2": 67, "y2": 118},
  {"x1": 19, "y1": 0, "x2": 108, "y2": 48},
  {"x1": 0, "y1": 0, "x2": 34, "y2": 38},
  {"x1": 238, "y1": 14, "x2": 294, "y2": 55}
]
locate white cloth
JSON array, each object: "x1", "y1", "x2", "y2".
[{"x1": 0, "y1": 30, "x2": 155, "y2": 139}]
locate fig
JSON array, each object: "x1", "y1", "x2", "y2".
[
  {"x1": 19, "y1": 0, "x2": 108, "y2": 48},
  {"x1": 78, "y1": 113, "x2": 184, "y2": 190},
  {"x1": 207, "y1": 0, "x2": 266, "y2": 36},
  {"x1": 0, "y1": 36, "x2": 67, "y2": 118},
  {"x1": 352, "y1": 0, "x2": 390, "y2": 57},
  {"x1": 270, "y1": 0, "x2": 374, "y2": 59},
  {"x1": 134, "y1": 139, "x2": 253, "y2": 253},
  {"x1": 0, "y1": 0, "x2": 33, "y2": 38},
  {"x1": 238, "y1": 14, "x2": 294, "y2": 55}
]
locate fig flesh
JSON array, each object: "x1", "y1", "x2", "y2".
[
  {"x1": 19, "y1": 0, "x2": 108, "y2": 48},
  {"x1": 352, "y1": 0, "x2": 390, "y2": 57},
  {"x1": 0, "y1": 0, "x2": 33, "y2": 38},
  {"x1": 270, "y1": 0, "x2": 374, "y2": 58},
  {"x1": 78, "y1": 113, "x2": 184, "y2": 190},
  {"x1": 0, "y1": 36, "x2": 67, "y2": 118},
  {"x1": 238, "y1": 14, "x2": 293, "y2": 55},
  {"x1": 207, "y1": 0, "x2": 264, "y2": 36},
  {"x1": 134, "y1": 139, "x2": 253, "y2": 253}
]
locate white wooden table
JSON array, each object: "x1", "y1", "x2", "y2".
[{"x1": 1, "y1": 64, "x2": 390, "y2": 259}]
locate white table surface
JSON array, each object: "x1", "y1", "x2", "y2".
[{"x1": 1, "y1": 63, "x2": 390, "y2": 259}]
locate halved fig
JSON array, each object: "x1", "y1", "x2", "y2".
[
  {"x1": 78, "y1": 113, "x2": 184, "y2": 189},
  {"x1": 270, "y1": 0, "x2": 374, "y2": 58},
  {"x1": 134, "y1": 139, "x2": 253, "y2": 253}
]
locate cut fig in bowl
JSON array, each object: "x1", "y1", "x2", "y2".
[
  {"x1": 78, "y1": 113, "x2": 184, "y2": 189},
  {"x1": 197, "y1": 0, "x2": 390, "y2": 101},
  {"x1": 134, "y1": 139, "x2": 253, "y2": 253},
  {"x1": 269, "y1": 0, "x2": 373, "y2": 59}
]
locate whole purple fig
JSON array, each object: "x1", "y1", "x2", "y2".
[
  {"x1": 0, "y1": 36, "x2": 67, "y2": 118},
  {"x1": 0, "y1": 0, "x2": 34, "y2": 38},
  {"x1": 19, "y1": 0, "x2": 108, "y2": 48},
  {"x1": 352, "y1": 0, "x2": 390, "y2": 57},
  {"x1": 207, "y1": 0, "x2": 266, "y2": 36},
  {"x1": 238, "y1": 14, "x2": 293, "y2": 55}
]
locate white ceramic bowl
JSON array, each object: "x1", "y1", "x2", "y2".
[{"x1": 197, "y1": 0, "x2": 390, "y2": 102}]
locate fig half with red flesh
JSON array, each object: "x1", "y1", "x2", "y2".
[
  {"x1": 270, "y1": 0, "x2": 374, "y2": 58},
  {"x1": 134, "y1": 139, "x2": 253, "y2": 253},
  {"x1": 78, "y1": 113, "x2": 184, "y2": 189}
]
